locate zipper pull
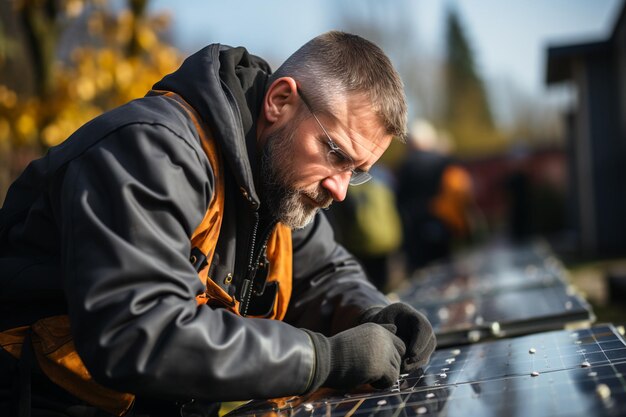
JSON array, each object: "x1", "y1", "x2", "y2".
[{"x1": 252, "y1": 249, "x2": 270, "y2": 296}]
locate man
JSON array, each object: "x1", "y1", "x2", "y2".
[
  {"x1": 396, "y1": 120, "x2": 475, "y2": 273},
  {"x1": 0, "y1": 31, "x2": 435, "y2": 416}
]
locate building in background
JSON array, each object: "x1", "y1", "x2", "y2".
[{"x1": 546, "y1": 1, "x2": 626, "y2": 258}]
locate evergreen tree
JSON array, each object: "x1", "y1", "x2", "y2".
[{"x1": 443, "y1": 7, "x2": 503, "y2": 156}]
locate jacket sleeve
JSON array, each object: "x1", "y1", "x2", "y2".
[
  {"x1": 283, "y1": 212, "x2": 390, "y2": 336},
  {"x1": 59, "y1": 122, "x2": 316, "y2": 402}
]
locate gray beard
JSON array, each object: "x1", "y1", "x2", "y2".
[{"x1": 259, "y1": 123, "x2": 332, "y2": 229}]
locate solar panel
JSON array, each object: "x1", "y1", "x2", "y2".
[
  {"x1": 395, "y1": 241, "x2": 568, "y2": 306},
  {"x1": 226, "y1": 325, "x2": 626, "y2": 417},
  {"x1": 412, "y1": 283, "x2": 594, "y2": 347},
  {"x1": 393, "y1": 242, "x2": 594, "y2": 346}
]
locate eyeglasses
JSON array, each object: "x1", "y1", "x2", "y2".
[{"x1": 297, "y1": 88, "x2": 372, "y2": 186}]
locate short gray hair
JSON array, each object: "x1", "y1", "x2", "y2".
[{"x1": 269, "y1": 31, "x2": 407, "y2": 141}]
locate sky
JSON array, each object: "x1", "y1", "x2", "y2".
[{"x1": 147, "y1": 0, "x2": 624, "y2": 124}]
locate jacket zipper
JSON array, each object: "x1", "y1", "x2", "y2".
[{"x1": 240, "y1": 213, "x2": 278, "y2": 317}]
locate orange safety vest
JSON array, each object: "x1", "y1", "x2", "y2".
[
  {"x1": 0, "y1": 92, "x2": 293, "y2": 416},
  {"x1": 429, "y1": 165, "x2": 473, "y2": 238}
]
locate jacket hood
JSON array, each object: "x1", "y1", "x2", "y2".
[{"x1": 152, "y1": 44, "x2": 272, "y2": 207}]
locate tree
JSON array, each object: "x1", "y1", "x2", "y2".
[
  {"x1": 0, "y1": 0, "x2": 182, "y2": 203},
  {"x1": 442, "y1": 7, "x2": 504, "y2": 157}
]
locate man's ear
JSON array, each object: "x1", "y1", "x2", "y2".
[{"x1": 263, "y1": 77, "x2": 299, "y2": 123}]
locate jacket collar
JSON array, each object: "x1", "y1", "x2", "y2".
[{"x1": 152, "y1": 44, "x2": 271, "y2": 209}]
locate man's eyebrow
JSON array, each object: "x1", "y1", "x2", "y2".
[
  {"x1": 341, "y1": 131, "x2": 386, "y2": 161},
  {"x1": 331, "y1": 120, "x2": 389, "y2": 154}
]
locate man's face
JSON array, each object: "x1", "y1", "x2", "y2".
[{"x1": 259, "y1": 92, "x2": 393, "y2": 229}]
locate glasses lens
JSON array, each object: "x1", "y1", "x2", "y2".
[
  {"x1": 349, "y1": 171, "x2": 372, "y2": 186},
  {"x1": 326, "y1": 143, "x2": 372, "y2": 186}
]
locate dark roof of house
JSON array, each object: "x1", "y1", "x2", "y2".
[{"x1": 546, "y1": 1, "x2": 625, "y2": 84}]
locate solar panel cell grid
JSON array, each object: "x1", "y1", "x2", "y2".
[{"x1": 227, "y1": 325, "x2": 626, "y2": 417}]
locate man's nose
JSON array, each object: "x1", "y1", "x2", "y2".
[{"x1": 321, "y1": 170, "x2": 352, "y2": 202}]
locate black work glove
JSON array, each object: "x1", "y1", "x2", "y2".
[
  {"x1": 305, "y1": 323, "x2": 406, "y2": 392},
  {"x1": 360, "y1": 303, "x2": 436, "y2": 373}
]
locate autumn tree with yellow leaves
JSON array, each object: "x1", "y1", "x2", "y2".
[{"x1": 0, "y1": 0, "x2": 183, "y2": 202}]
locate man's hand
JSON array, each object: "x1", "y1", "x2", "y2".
[
  {"x1": 361, "y1": 303, "x2": 436, "y2": 373},
  {"x1": 306, "y1": 323, "x2": 406, "y2": 392}
]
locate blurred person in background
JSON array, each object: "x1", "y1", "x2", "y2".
[
  {"x1": 395, "y1": 119, "x2": 478, "y2": 277},
  {"x1": 0, "y1": 32, "x2": 435, "y2": 417}
]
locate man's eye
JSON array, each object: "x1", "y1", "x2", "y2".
[
  {"x1": 327, "y1": 150, "x2": 353, "y2": 171},
  {"x1": 327, "y1": 149, "x2": 346, "y2": 164}
]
